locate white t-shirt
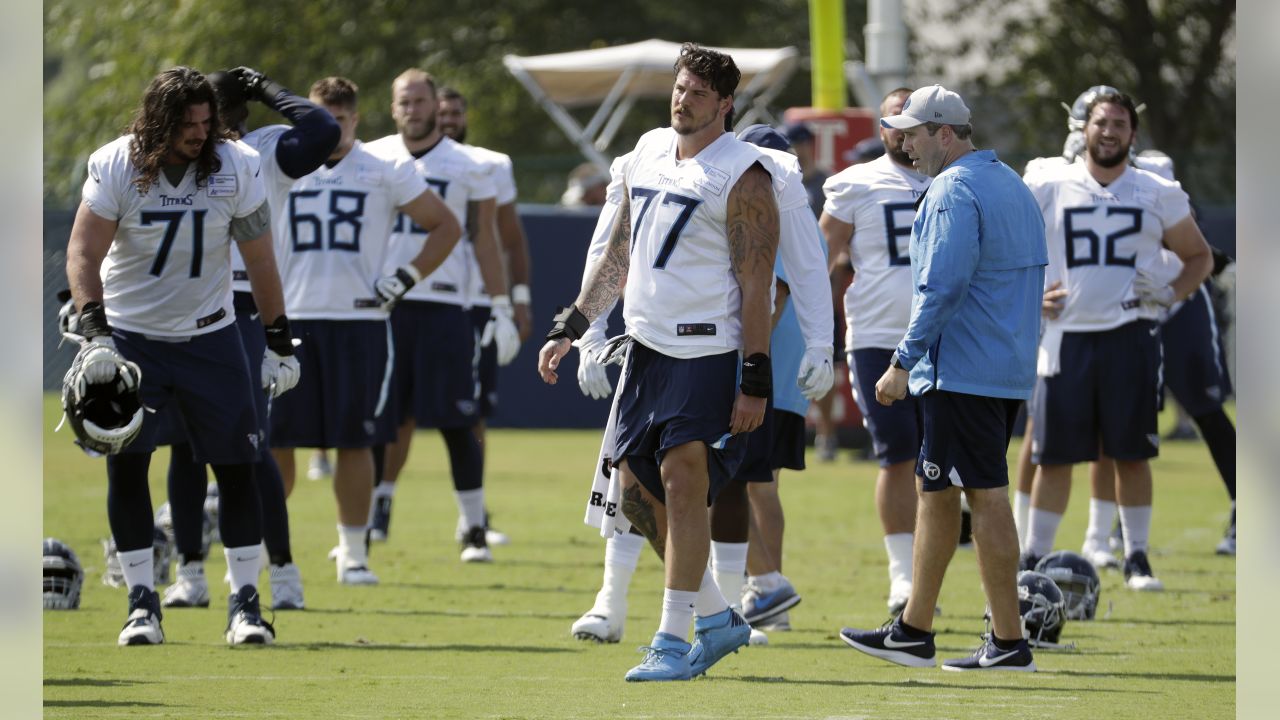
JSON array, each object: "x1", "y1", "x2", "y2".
[
  {"x1": 459, "y1": 144, "x2": 518, "y2": 308},
  {"x1": 622, "y1": 127, "x2": 765, "y2": 358},
  {"x1": 365, "y1": 134, "x2": 496, "y2": 306},
  {"x1": 1024, "y1": 161, "x2": 1191, "y2": 332},
  {"x1": 231, "y1": 125, "x2": 296, "y2": 294},
  {"x1": 274, "y1": 140, "x2": 425, "y2": 320},
  {"x1": 84, "y1": 135, "x2": 266, "y2": 337},
  {"x1": 822, "y1": 154, "x2": 930, "y2": 350}
]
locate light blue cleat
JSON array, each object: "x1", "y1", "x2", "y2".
[
  {"x1": 689, "y1": 608, "x2": 751, "y2": 677},
  {"x1": 624, "y1": 632, "x2": 693, "y2": 682},
  {"x1": 741, "y1": 577, "x2": 801, "y2": 625}
]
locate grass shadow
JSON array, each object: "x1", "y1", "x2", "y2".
[
  {"x1": 44, "y1": 678, "x2": 152, "y2": 688},
  {"x1": 44, "y1": 700, "x2": 169, "y2": 708},
  {"x1": 272, "y1": 641, "x2": 580, "y2": 653},
  {"x1": 727, "y1": 676, "x2": 1147, "y2": 694}
]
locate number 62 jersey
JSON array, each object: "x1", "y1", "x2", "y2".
[
  {"x1": 84, "y1": 135, "x2": 267, "y2": 337},
  {"x1": 1023, "y1": 161, "x2": 1191, "y2": 332}
]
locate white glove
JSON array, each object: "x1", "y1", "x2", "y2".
[
  {"x1": 575, "y1": 335, "x2": 612, "y2": 400},
  {"x1": 796, "y1": 346, "x2": 835, "y2": 401},
  {"x1": 78, "y1": 337, "x2": 122, "y2": 385},
  {"x1": 373, "y1": 264, "x2": 422, "y2": 311},
  {"x1": 1132, "y1": 273, "x2": 1176, "y2": 309},
  {"x1": 262, "y1": 349, "x2": 301, "y2": 398},
  {"x1": 481, "y1": 295, "x2": 521, "y2": 366}
]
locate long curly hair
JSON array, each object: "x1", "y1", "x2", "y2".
[{"x1": 126, "y1": 67, "x2": 231, "y2": 194}]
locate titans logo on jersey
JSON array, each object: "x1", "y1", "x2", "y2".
[
  {"x1": 83, "y1": 135, "x2": 267, "y2": 337},
  {"x1": 275, "y1": 140, "x2": 424, "y2": 320},
  {"x1": 365, "y1": 135, "x2": 496, "y2": 306},
  {"x1": 1025, "y1": 161, "x2": 1190, "y2": 332},
  {"x1": 822, "y1": 155, "x2": 931, "y2": 350}
]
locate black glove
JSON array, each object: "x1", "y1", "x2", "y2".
[{"x1": 229, "y1": 66, "x2": 288, "y2": 104}]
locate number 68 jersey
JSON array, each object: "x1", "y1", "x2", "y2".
[
  {"x1": 1024, "y1": 161, "x2": 1190, "y2": 332},
  {"x1": 622, "y1": 128, "x2": 766, "y2": 359},
  {"x1": 83, "y1": 135, "x2": 266, "y2": 337}
]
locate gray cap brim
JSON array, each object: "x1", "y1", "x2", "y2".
[{"x1": 880, "y1": 115, "x2": 926, "y2": 129}]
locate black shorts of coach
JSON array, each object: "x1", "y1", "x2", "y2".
[{"x1": 916, "y1": 389, "x2": 1021, "y2": 492}]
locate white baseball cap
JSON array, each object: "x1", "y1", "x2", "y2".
[{"x1": 880, "y1": 85, "x2": 971, "y2": 129}]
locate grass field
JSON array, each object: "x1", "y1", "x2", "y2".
[{"x1": 42, "y1": 394, "x2": 1235, "y2": 718}]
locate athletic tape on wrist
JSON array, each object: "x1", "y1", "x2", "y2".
[{"x1": 546, "y1": 305, "x2": 589, "y2": 342}]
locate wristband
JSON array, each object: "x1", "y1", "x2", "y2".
[
  {"x1": 546, "y1": 305, "x2": 589, "y2": 342},
  {"x1": 397, "y1": 264, "x2": 422, "y2": 285},
  {"x1": 740, "y1": 353, "x2": 772, "y2": 398},
  {"x1": 79, "y1": 301, "x2": 112, "y2": 339},
  {"x1": 512, "y1": 284, "x2": 532, "y2": 305},
  {"x1": 890, "y1": 350, "x2": 906, "y2": 370},
  {"x1": 264, "y1": 315, "x2": 295, "y2": 356}
]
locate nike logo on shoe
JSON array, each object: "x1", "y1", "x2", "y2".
[
  {"x1": 883, "y1": 635, "x2": 928, "y2": 649},
  {"x1": 128, "y1": 561, "x2": 146, "y2": 567},
  {"x1": 978, "y1": 649, "x2": 1021, "y2": 667}
]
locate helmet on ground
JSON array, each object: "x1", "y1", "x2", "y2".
[
  {"x1": 1036, "y1": 550, "x2": 1102, "y2": 621},
  {"x1": 43, "y1": 538, "x2": 84, "y2": 610}
]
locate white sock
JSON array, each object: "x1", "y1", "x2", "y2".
[
  {"x1": 373, "y1": 481, "x2": 396, "y2": 500},
  {"x1": 748, "y1": 570, "x2": 784, "y2": 593},
  {"x1": 454, "y1": 488, "x2": 486, "y2": 530},
  {"x1": 710, "y1": 541, "x2": 748, "y2": 605},
  {"x1": 596, "y1": 533, "x2": 644, "y2": 611},
  {"x1": 1025, "y1": 507, "x2": 1063, "y2": 557},
  {"x1": 1119, "y1": 505, "x2": 1153, "y2": 557},
  {"x1": 337, "y1": 524, "x2": 368, "y2": 566},
  {"x1": 224, "y1": 544, "x2": 262, "y2": 593},
  {"x1": 118, "y1": 548, "x2": 154, "y2": 591},
  {"x1": 1014, "y1": 491, "x2": 1032, "y2": 548},
  {"x1": 884, "y1": 533, "x2": 914, "y2": 585},
  {"x1": 693, "y1": 567, "x2": 729, "y2": 618},
  {"x1": 658, "y1": 587, "x2": 697, "y2": 640},
  {"x1": 1084, "y1": 499, "x2": 1118, "y2": 550}
]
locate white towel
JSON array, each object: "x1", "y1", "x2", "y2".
[
  {"x1": 583, "y1": 346, "x2": 632, "y2": 538},
  {"x1": 1037, "y1": 324, "x2": 1064, "y2": 377}
]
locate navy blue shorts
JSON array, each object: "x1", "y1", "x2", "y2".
[
  {"x1": 269, "y1": 319, "x2": 393, "y2": 449},
  {"x1": 470, "y1": 306, "x2": 499, "y2": 417},
  {"x1": 614, "y1": 342, "x2": 745, "y2": 506},
  {"x1": 1032, "y1": 320, "x2": 1161, "y2": 465},
  {"x1": 390, "y1": 300, "x2": 480, "y2": 429},
  {"x1": 737, "y1": 397, "x2": 775, "y2": 483},
  {"x1": 1162, "y1": 285, "x2": 1232, "y2": 417},
  {"x1": 917, "y1": 390, "x2": 1021, "y2": 492},
  {"x1": 738, "y1": 406, "x2": 807, "y2": 483},
  {"x1": 849, "y1": 348, "x2": 924, "y2": 467},
  {"x1": 113, "y1": 324, "x2": 259, "y2": 464}
]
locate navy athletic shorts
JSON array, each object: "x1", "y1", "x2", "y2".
[
  {"x1": 917, "y1": 390, "x2": 1021, "y2": 492},
  {"x1": 1032, "y1": 319, "x2": 1162, "y2": 464},
  {"x1": 849, "y1": 348, "x2": 924, "y2": 467},
  {"x1": 1162, "y1": 285, "x2": 1231, "y2": 417},
  {"x1": 614, "y1": 342, "x2": 745, "y2": 506},
  {"x1": 470, "y1": 305, "x2": 499, "y2": 417},
  {"x1": 390, "y1": 300, "x2": 480, "y2": 429}
]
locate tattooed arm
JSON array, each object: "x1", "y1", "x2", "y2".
[{"x1": 727, "y1": 163, "x2": 780, "y2": 434}]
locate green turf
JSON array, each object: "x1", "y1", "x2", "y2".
[{"x1": 43, "y1": 394, "x2": 1234, "y2": 718}]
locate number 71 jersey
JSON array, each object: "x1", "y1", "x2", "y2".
[
  {"x1": 1024, "y1": 161, "x2": 1190, "y2": 332},
  {"x1": 622, "y1": 128, "x2": 766, "y2": 358}
]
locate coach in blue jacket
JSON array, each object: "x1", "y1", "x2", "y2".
[{"x1": 839, "y1": 85, "x2": 1048, "y2": 672}]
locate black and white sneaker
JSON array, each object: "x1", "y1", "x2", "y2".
[
  {"x1": 942, "y1": 638, "x2": 1036, "y2": 672},
  {"x1": 1215, "y1": 508, "x2": 1235, "y2": 556},
  {"x1": 1124, "y1": 550, "x2": 1164, "y2": 591},
  {"x1": 460, "y1": 526, "x2": 492, "y2": 563},
  {"x1": 226, "y1": 585, "x2": 276, "y2": 645},
  {"x1": 118, "y1": 585, "x2": 164, "y2": 646},
  {"x1": 839, "y1": 617, "x2": 936, "y2": 667},
  {"x1": 369, "y1": 495, "x2": 393, "y2": 542}
]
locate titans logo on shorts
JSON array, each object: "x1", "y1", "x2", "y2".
[
  {"x1": 849, "y1": 348, "x2": 924, "y2": 467},
  {"x1": 112, "y1": 324, "x2": 260, "y2": 464},
  {"x1": 1161, "y1": 286, "x2": 1231, "y2": 417},
  {"x1": 1032, "y1": 320, "x2": 1162, "y2": 465},
  {"x1": 390, "y1": 300, "x2": 480, "y2": 429},
  {"x1": 917, "y1": 390, "x2": 1021, "y2": 492},
  {"x1": 470, "y1": 306, "x2": 499, "y2": 417},
  {"x1": 613, "y1": 342, "x2": 744, "y2": 505}
]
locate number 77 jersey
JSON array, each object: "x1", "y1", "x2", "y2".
[
  {"x1": 1023, "y1": 161, "x2": 1191, "y2": 332},
  {"x1": 621, "y1": 128, "x2": 766, "y2": 359}
]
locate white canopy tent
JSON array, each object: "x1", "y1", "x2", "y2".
[{"x1": 504, "y1": 39, "x2": 800, "y2": 170}]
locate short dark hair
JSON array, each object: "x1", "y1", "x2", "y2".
[
  {"x1": 924, "y1": 121, "x2": 973, "y2": 140},
  {"x1": 310, "y1": 76, "x2": 359, "y2": 110},
  {"x1": 1085, "y1": 91, "x2": 1139, "y2": 132},
  {"x1": 438, "y1": 86, "x2": 467, "y2": 109},
  {"x1": 674, "y1": 42, "x2": 741, "y2": 98}
]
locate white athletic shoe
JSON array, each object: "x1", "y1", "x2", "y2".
[
  {"x1": 269, "y1": 563, "x2": 305, "y2": 610},
  {"x1": 1081, "y1": 540, "x2": 1121, "y2": 570},
  {"x1": 1123, "y1": 551, "x2": 1164, "y2": 592},
  {"x1": 327, "y1": 545, "x2": 340, "y2": 562},
  {"x1": 118, "y1": 586, "x2": 165, "y2": 646},
  {"x1": 335, "y1": 551, "x2": 379, "y2": 585},
  {"x1": 459, "y1": 526, "x2": 493, "y2": 563},
  {"x1": 162, "y1": 561, "x2": 211, "y2": 608},
  {"x1": 225, "y1": 585, "x2": 275, "y2": 645},
  {"x1": 748, "y1": 627, "x2": 769, "y2": 646},
  {"x1": 307, "y1": 453, "x2": 332, "y2": 481},
  {"x1": 571, "y1": 609, "x2": 625, "y2": 643},
  {"x1": 455, "y1": 515, "x2": 511, "y2": 546}
]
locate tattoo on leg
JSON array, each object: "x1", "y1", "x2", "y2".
[{"x1": 623, "y1": 484, "x2": 664, "y2": 559}]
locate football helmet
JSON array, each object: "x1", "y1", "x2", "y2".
[
  {"x1": 101, "y1": 525, "x2": 174, "y2": 588},
  {"x1": 1016, "y1": 570, "x2": 1067, "y2": 646},
  {"x1": 43, "y1": 538, "x2": 84, "y2": 610},
  {"x1": 59, "y1": 342, "x2": 145, "y2": 456},
  {"x1": 154, "y1": 501, "x2": 215, "y2": 558},
  {"x1": 1036, "y1": 550, "x2": 1102, "y2": 621},
  {"x1": 1065, "y1": 85, "x2": 1124, "y2": 131}
]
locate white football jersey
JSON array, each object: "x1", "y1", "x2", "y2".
[
  {"x1": 83, "y1": 135, "x2": 266, "y2": 337},
  {"x1": 274, "y1": 140, "x2": 425, "y2": 320},
  {"x1": 1024, "y1": 161, "x2": 1191, "y2": 332},
  {"x1": 622, "y1": 127, "x2": 766, "y2": 358},
  {"x1": 366, "y1": 134, "x2": 496, "y2": 306},
  {"x1": 461, "y1": 144, "x2": 518, "y2": 308},
  {"x1": 582, "y1": 152, "x2": 635, "y2": 341},
  {"x1": 231, "y1": 125, "x2": 296, "y2": 293},
  {"x1": 822, "y1": 154, "x2": 930, "y2": 350}
]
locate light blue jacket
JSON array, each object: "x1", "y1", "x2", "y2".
[{"x1": 896, "y1": 150, "x2": 1047, "y2": 400}]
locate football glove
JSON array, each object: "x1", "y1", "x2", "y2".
[
  {"x1": 1132, "y1": 274, "x2": 1176, "y2": 309},
  {"x1": 481, "y1": 295, "x2": 521, "y2": 366},
  {"x1": 796, "y1": 346, "x2": 835, "y2": 401},
  {"x1": 228, "y1": 66, "x2": 287, "y2": 104},
  {"x1": 575, "y1": 332, "x2": 611, "y2": 400},
  {"x1": 77, "y1": 338, "x2": 123, "y2": 385},
  {"x1": 262, "y1": 316, "x2": 300, "y2": 398},
  {"x1": 373, "y1": 265, "x2": 422, "y2": 311}
]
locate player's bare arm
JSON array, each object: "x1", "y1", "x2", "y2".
[
  {"x1": 820, "y1": 210, "x2": 855, "y2": 311},
  {"x1": 1163, "y1": 215, "x2": 1214, "y2": 300},
  {"x1": 65, "y1": 201, "x2": 117, "y2": 307},
  {"x1": 400, "y1": 189, "x2": 462, "y2": 278},
  {"x1": 497, "y1": 202, "x2": 534, "y2": 340},
  {"x1": 238, "y1": 226, "x2": 288, "y2": 325},
  {"x1": 727, "y1": 163, "x2": 779, "y2": 435},
  {"x1": 467, "y1": 197, "x2": 508, "y2": 297}
]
